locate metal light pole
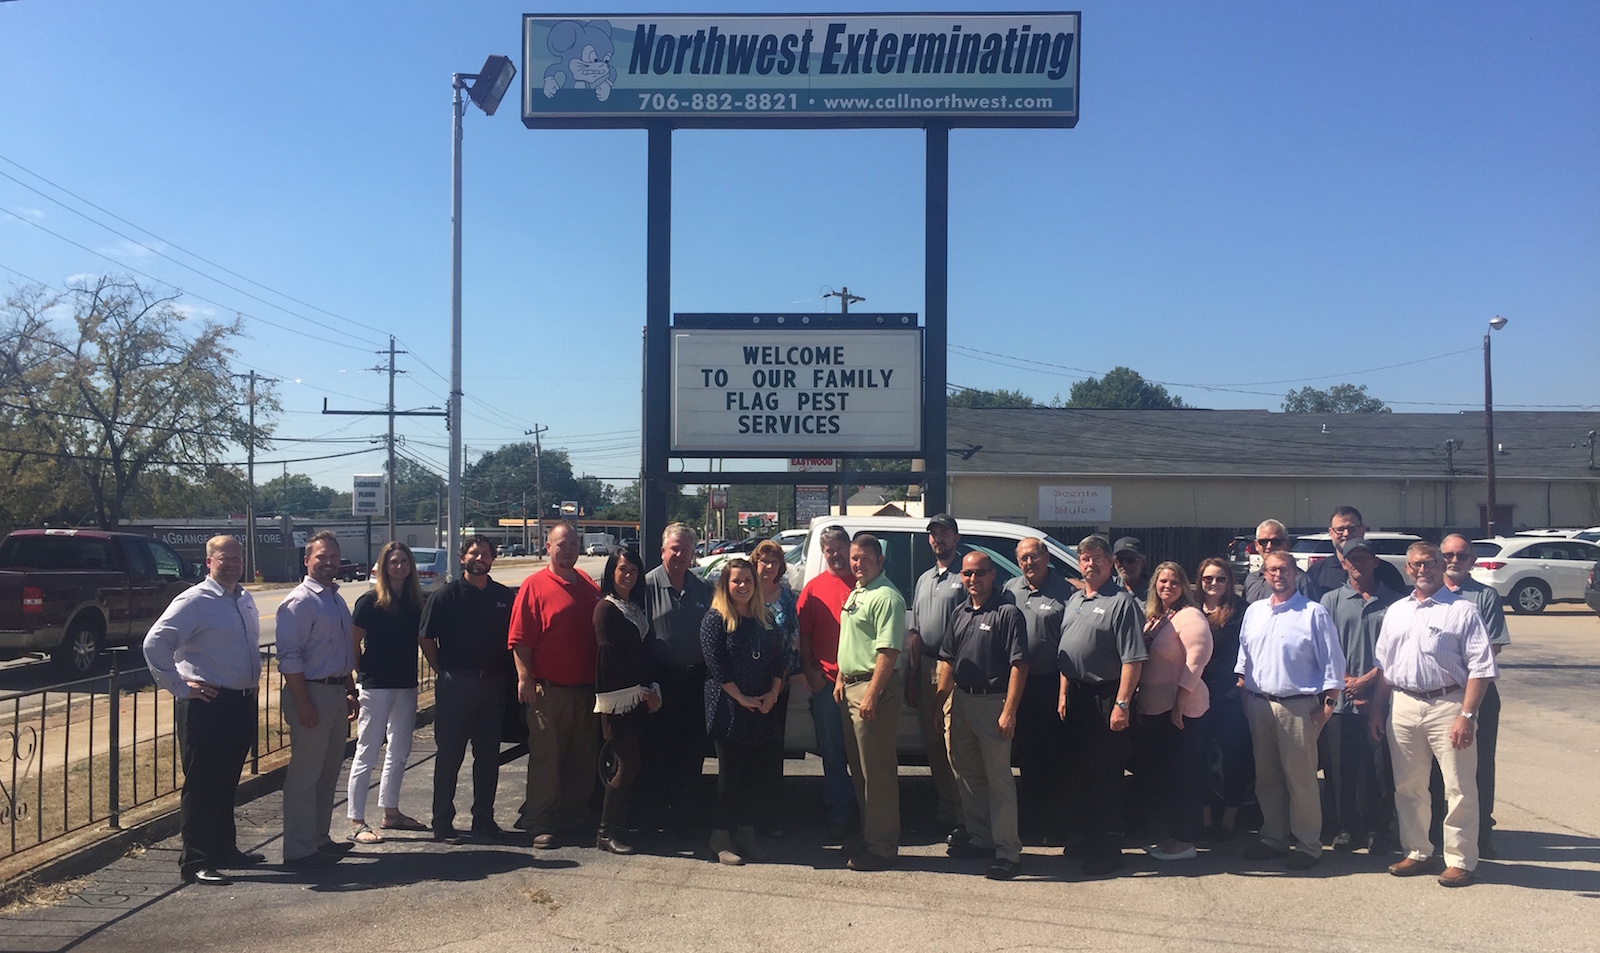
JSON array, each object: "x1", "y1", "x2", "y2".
[
  {"x1": 1483, "y1": 315, "x2": 1508, "y2": 537},
  {"x1": 448, "y1": 54, "x2": 516, "y2": 578}
]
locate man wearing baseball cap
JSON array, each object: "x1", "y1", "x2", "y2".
[
  {"x1": 1112, "y1": 537, "x2": 1151, "y2": 603},
  {"x1": 906, "y1": 513, "x2": 967, "y2": 835}
]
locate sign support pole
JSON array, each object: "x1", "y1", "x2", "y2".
[
  {"x1": 923, "y1": 123, "x2": 949, "y2": 516},
  {"x1": 642, "y1": 124, "x2": 672, "y2": 569}
]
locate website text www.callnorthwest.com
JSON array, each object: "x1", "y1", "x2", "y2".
[{"x1": 632, "y1": 89, "x2": 1061, "y2": 113}]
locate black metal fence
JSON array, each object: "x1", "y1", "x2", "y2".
[{"x1": 1, "y1": 646, "x2": 437, "y2": 862}]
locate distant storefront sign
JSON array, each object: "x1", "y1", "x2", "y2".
[
  {"x1": 353, "y1": 474, "x2": 386, "y2": 517},
  {"x1": 1038, "y1": 485, "x2": 1111, "y2": 524},
  {"x1": 523, "y1": 13, "x2": 1080, "y2": 129},
  {"x1": 794, "y1": 485, "x2": 831, "y2": 524}
]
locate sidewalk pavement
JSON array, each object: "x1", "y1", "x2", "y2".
[{"x1": 4, "y1": 705, "x2": 1600, "y2": 953}]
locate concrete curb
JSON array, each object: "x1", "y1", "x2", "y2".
[{"x1": 0, "y1": 703, "x2": 439, "y2": 908}]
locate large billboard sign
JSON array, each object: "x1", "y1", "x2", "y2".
[
  {"x1": 671, "y1": 321, "x2": 922, "y2": 454},
  {"x1": 523, "y1": 12, "x2": 1080, "y2": 129}
]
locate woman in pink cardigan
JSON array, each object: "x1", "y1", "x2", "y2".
[{"x1": 1138, "y1": 561, "x2": 1214, "y2": 861}]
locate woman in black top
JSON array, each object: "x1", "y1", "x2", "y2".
[
  {"x1": 592, "y1": 547, "x2": 660, "y2": 855},
  {"x1": 346, "y1": 541, "x2": 426, "y2": 843},
  {"x1": 1194, "y1": 556, "x2": 1255, "y2": 840},
  {"x1": 700, "y1": 557, "x2": 785, "y2": 865}
]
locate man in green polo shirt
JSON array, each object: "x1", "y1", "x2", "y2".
[{"x1": 832, "y1": 532, "x2": 906, "y2": 871}]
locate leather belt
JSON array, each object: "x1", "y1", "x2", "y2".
[
  {"x1": 214, "y1": 686, "x2": 258, "y2": 698},
  {"x1": 305, "y1": 675, "x2": 350, "y2": 686},
  {"x1": 1249, "y1": 690, "x2": 1316, "y2": 703},
  {"x1": 959, "y1": 684, "x2": 1003, "y2": 695},
  {"x1": 839, "y1": 672, "x2": 873, "y2": 685},
  {"x1": 1398, "y1": 684, "x2": 1462, "y2": 701},
  {"x1": 443, "y1": 667, "x2": 503, "y2": 679}
]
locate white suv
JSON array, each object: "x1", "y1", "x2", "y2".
[
  {"x1": 1290, "y1": 532, "x2": 1422, "y2": 578},
  {"x1": 1471, "y1": 536, "x2": 1600, "y2": 613},
  {"x1": 784, "y1": 515, "x2": 1083, "y2": 757}
]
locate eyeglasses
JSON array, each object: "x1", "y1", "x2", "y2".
[
  {"x1": 1200, "y1": 575, "x2": 1229, "y2": 584},
  {"x1": 1256, "y1": 537, "x2": 1286, "y2": 547},
  {"x1": 1406, "y1": 560, "x2": 1439, "y2": 572}
]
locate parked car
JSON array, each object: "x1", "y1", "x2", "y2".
[
  {"x1": 581, "y1": 532, "x2": 617, "y2": 557},
  {"x1": 0, "y1": 529, "x2": 198, "y2": 675},
  {"x1": 1226, "y1": 535, "x2": 1257, "y2": 583},
  {"x1": 1471, "y1": 536, "x2": 1600, "y2": 613},
  {"x1": 1586, "y1": 560, "x2": 1600, "y2": 616},
  {"x1": 497, "y1": 543, "x2": 526, "y2": 557},
  {"x1": 784, "y1": 515, "x2": 1083, "y2": 758},
  {"x1": 336, "y1": 559, "x2": 369, "y2": 582},
  {"x1": 1291, "y1": 532, "x2": 1422, "y2": 578},
  {"x1": 375, "y1": 546, "x2": 450, "y2": 593}
]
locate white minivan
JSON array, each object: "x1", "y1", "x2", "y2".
[{"x1": 783, "y1": 515, "x2": 1083, "y2": 757}]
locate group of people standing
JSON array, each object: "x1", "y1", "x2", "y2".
[{"x1": 141, "y1": 504, "x2": 1502, "y2": 890}]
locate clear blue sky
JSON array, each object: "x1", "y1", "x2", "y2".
[{"x1": 2, "y1": 1, "x2": 1595, "y2": 494}]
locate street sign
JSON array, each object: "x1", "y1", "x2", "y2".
[
  {"x1": 353, "y1": 474, "x2": 386, "y2": 517},
  {"x1": 738, "y1": 510, "x2": 778, "y2": 531},
  {"x1": 710, "y1": 488, "x2": 729, "y2": 510}
]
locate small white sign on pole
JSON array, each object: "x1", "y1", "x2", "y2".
[
  {"x1": 353, "y1": 474, "x2": 386, "y2": 517},
  {"x1": 1038, "y1": 485, "x2": 1111, "y2": 524}
]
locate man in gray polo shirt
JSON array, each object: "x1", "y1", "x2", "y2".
[
  {"x1": 640, "y1": 522, "x2": 714, "y2": 837},
  {"x1": 907, "y1": 513, "x2": 967, "y2": 833},
  {"x1": 1003, "y1": 536, "x2": 1077, "y2": 844},
  {"x1": 1057, "y1": 534, "x2": 1146, "y2": 876},
  {"x1": 1318, "y1": 538, "x2": 1402, "y2": 853},
  {"x1": 1437, "y1": 533, "x2": 1510, "y2": 859}
]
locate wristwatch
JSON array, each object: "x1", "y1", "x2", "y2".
[
  {"x1": 1113, "y1": 699, "x2": 1130, "y2": 712},
  {"x1": 1460, "y1": 710, "x2": 1478, "y2": 723}
]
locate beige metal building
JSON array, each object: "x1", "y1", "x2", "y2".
[{"x1": 944, "y1": 407, "x2": 1600, "y2": 537}]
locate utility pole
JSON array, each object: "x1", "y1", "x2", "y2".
[
  {"x1": 234, "y1": 370, "x2": 278, "y2": 584},
  {"x1": 823, "y1": 286, "x2": 865, "y2": 314},
  {"x1": 322, "y1": 336, "x2": 446, "y2": 547},
  {"x1": 525, "y1": 426, "x2": 547, "y2": 556}
]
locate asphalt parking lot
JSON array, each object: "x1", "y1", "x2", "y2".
[{"x1": 3, "y1": 607, "x2": 1597, "y2": 953}]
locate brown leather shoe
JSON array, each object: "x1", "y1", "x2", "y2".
[
  {"x1": 1388, "y1": 856, "x2": 1436, "y2": 877},
  {"x1": 1438, "y1": 866, "x2": 1475, "y2": 887}
]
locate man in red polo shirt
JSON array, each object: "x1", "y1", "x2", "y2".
[
  {"x1": 797, "y1": 524, "x2": 859, "y2": 842},
  {"x1": 510, "y1": 522, "x2": 602, "y2": 848}
]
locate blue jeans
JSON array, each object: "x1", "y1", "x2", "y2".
[{"x1": 809, "y1": 681, "x2": 857, "y2": 823}]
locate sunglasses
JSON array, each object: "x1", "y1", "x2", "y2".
[
  {"x1": 1256, "y1": 537, "x2": 1286, "y2": 547},
  {"x1": 1200, "y1": 575, "x2": 1229, "y2": 584}
]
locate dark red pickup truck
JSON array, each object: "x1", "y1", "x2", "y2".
[{"x1": 0, "y1": 529, "x2": 198, "y2": 676}]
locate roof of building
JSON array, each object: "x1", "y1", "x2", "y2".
[{"x1": 946, "y1": 408, "x2": 1600, "y2": 481}]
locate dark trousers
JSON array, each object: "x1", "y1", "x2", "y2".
[
  {"x1": 175, "y1": 692, "x2": 255, "y2": 874},
  {"x1": 1321, "y1": 709, "x2": 1393, "y2": 839},
  {"x1": 1014, "y1": 672, "x2": 1067, "y2": 839},
  {"x1": 1197, "y1": 683, "x2": 1255, "y2": 817},
  {"x1": 1063, "y1": 680, "x2": 1130, "y2": 859},
  {"x1": 640, "y1": 663, "x2": 708, "y2": 830},
  {"x1": 431, "y1": 671, "x2": 506, "y2": 832},
  {"x1": 1138, "y1": 711, "x2": 1208, "y2": 844},
  {"x1": 1430, "y1": 681, "x2": 1500, "y2": 852},
  {"x1": 760, "y1": 684, "x2": 792, "y2": 830},
  {"x1": 712, "y1": 738, "x2": 769, "y2": 829},
  {"x1": 599, "y1": 730, "x2": 641, "y2": 835}
]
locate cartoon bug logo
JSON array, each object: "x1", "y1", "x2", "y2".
[{"x1": 542, "y1": 20, "x2": 616, "y2": 102}]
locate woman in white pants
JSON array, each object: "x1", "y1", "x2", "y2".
[{"x1": 346, "y1": 541, "x2": 425, "y2": 842}]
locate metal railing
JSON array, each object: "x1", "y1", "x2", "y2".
[{"x1": 1, "y1": 645, "x2": 437, "y2": 862}]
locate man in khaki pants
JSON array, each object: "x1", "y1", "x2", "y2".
[
  {"x1": 907, "y1": 514, "x2": 967, "y2": 834},
  {"x1": 938, "y1": 551, "x2": 1029, "y2": 880},
  {"x1": 834, "y1": 533, "x2": 905, "y2": 871}
]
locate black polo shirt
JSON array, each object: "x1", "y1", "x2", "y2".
[
  {"x1": 1307, "y1": 554, "x2": 1407, "y2": 599},
  {"x1": 420, "y1": 576, "x2": 515, "y2": 676},
  {"x1": 939, "y1": 592, "x2": 1027, "y2": 693},
  {"x1": 352, "y1": 591, "x2": 421, "y2": 689}
]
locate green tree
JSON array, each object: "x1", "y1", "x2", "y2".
[
  {"x1": 131, "y1": 465, "x2": 252, "y2": 518},
  {"x1": 1, "y1": 277, "x2": 272, "y2": 528},
  {"x1": 258, "y1": 473, "x2": 342, "y2": 517},
  {"x1": 1064, "y1": 366, "x2": 1187, "y2": 409},
  {"x1": 602, "y1": 480, "x2": 700, "y2": 525},
  {"x1": 1282, "y1": 383, "x2": 1391, "y2": 414},
  {"x1": 389, "y1": 457, "x2": 443, "y2": 523},
  {"x1": 947, "y1": 387, "x2": 1038, "y2": 408},
  {"x1": 463, "y1": 442, "x2": 615, "y2": 527}
]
